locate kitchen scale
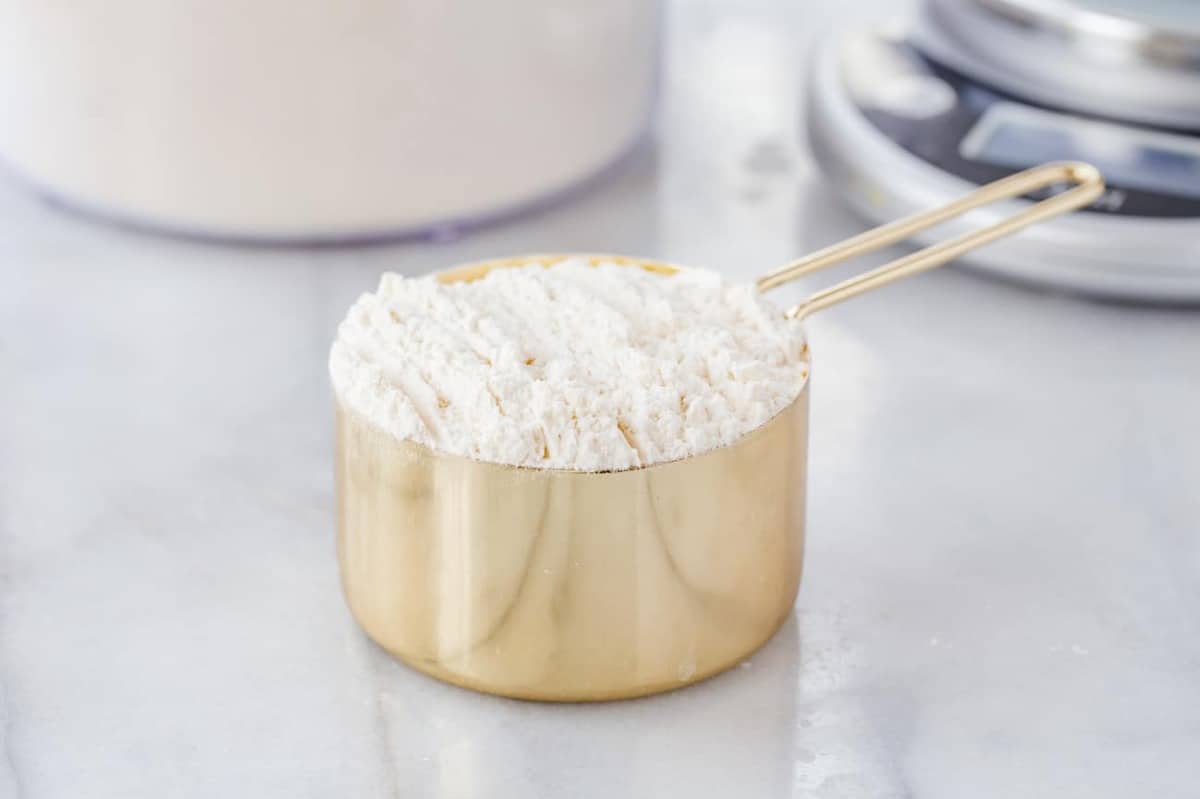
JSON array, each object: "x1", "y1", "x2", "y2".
[{"x1": 808, "y1": 0, "x2": 1200, "y2": 301}]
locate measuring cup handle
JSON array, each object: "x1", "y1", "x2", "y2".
[{"x1": 756, "y1": 161, "x2": 1104, "y2": 320}]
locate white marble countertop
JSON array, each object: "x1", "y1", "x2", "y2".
[{"x1": 3, "y1": 1, "x2": 1199, "y2": 797}]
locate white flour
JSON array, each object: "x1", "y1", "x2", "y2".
[{"x1": 329, "y1": 259, "x2": 809, "y2": 471}]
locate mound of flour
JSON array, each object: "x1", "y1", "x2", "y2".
[{"x1": 329, "y1": 259, "x2": 809, "y2": 471}]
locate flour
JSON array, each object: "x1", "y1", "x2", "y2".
[{"x1": 329, "y1": 259, "x2": 809, "y2": 471}]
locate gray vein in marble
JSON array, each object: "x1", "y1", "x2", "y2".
[{"x1": 1, "y1": 664, "x2": 23, "y2": 799}]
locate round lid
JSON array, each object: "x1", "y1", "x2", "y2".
[{"x1": 913, "y1": 0, "x2": 1200, "y2": 129}]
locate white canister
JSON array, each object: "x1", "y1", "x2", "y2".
[{"x1": 0, "y1": 1, "x2": 658, "y2": 240}]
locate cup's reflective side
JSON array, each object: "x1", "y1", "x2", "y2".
[{"x1": 335, "y1": 387, "x2": 808, "y2": 701}]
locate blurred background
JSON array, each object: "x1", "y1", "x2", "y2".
[{"x1": 1, "y1": 1, "x2": 1198, "y2": 797}]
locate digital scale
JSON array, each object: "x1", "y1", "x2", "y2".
[{"x1": 808, "y1": 0, "x2": 1200, "y2": 301}]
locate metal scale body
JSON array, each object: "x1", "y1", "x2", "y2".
[{"x1": 809, "y1": 0, "x2": 1200, "y2": 300}]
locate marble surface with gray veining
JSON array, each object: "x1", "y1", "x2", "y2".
[{"x1": 2, "y1": 1, "x2": 1199, "y2": 796}]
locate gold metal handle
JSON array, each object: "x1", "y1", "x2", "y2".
[{"x1": 756, "y1": 161, "x2": 1105, "y2": 319}]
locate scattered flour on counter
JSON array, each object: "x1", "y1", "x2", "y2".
[{"x1": 329, "y1": 258, "x2": 809, "y2": 470}]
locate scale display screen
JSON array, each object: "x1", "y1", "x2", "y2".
[{"x1": 960, "y1": 102, "x2": 1200, "y2": 200}]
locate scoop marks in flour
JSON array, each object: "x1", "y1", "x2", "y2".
[{"x1": 329, "y1": 258, "x2": 809, "y2": 470}]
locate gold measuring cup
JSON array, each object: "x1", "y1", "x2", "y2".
[{"x1": 335, "y1": 162, "x2": 1103, "y2": 701}]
